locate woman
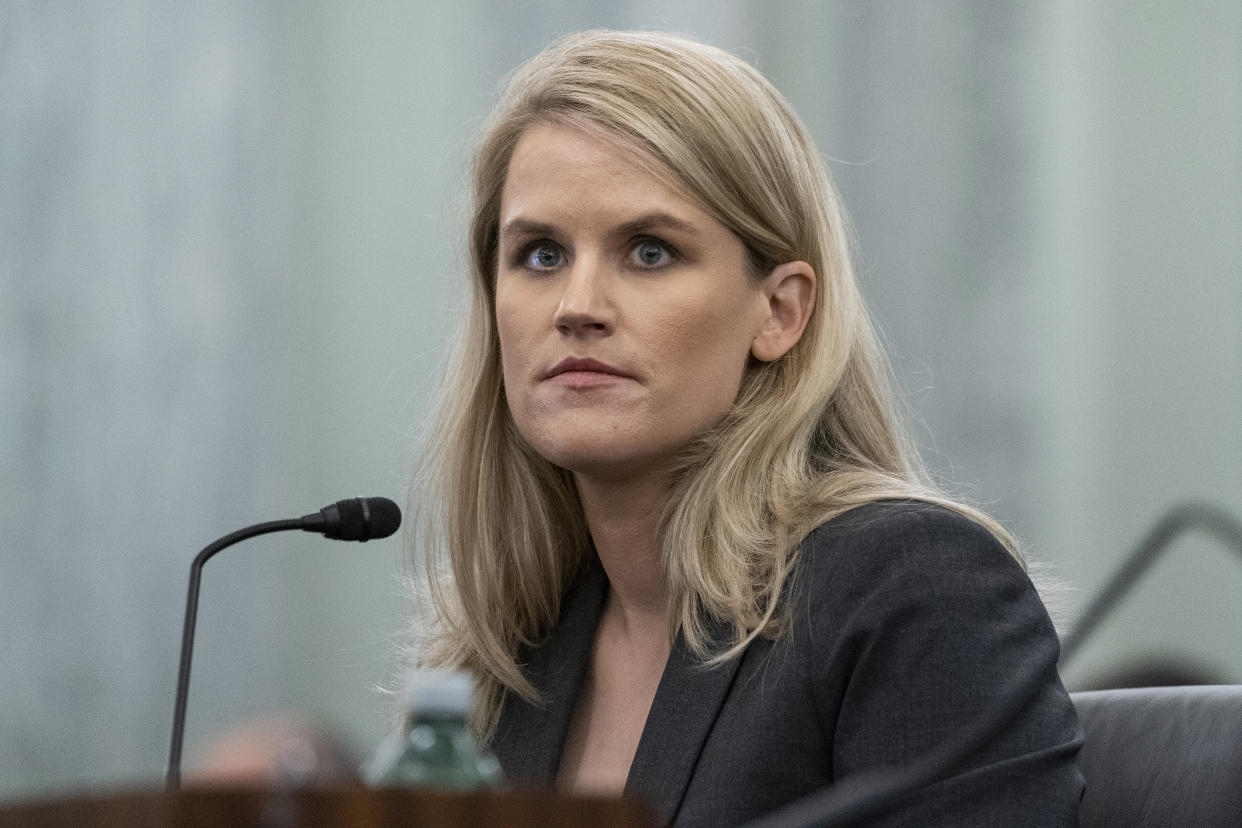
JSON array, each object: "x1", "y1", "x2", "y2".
[{"x1": 411, "y1": 30, "x2": 1082, "y2": 826}]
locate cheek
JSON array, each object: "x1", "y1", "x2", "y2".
[
  {"x1": 494, "y1": 287, "x2": 530, "y2": 372},
  {"x1": 495, "y1": 287, "x2": 551, "y2": 435},
  {"x1": 681, "y1": 286, "x2": 761, "y2": 361},
  {"x1": 651, "y1": 297, "x2": 758, "y2": 402}
]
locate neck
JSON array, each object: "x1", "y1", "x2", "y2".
[{"x1": 575, "y1": 471, "x2": 673, "y2": 630}]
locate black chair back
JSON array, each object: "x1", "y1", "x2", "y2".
[{"x1": 1071, "y1": 685, "x2": 1242, "y2": 827}]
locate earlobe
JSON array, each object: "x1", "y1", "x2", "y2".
[{"x1": 751, "y1": 261, "x2": 816, "y2": 362}]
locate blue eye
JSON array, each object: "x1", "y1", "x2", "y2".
[
  {"x1": 524, "y1": 243, "x2": 562, "y2": 271},
  {"x1": 631, "y1": 239, "x2": 672, "y2": 268}
]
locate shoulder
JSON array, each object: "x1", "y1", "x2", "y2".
[
  {"x1": 786, "y1": 500, "x2": 1049, "y2": 670},
  {"x1": 780, "y1": 501, "x2": 1082, "y2": 820},
  {"x1": 796, "y1": 499, "x2": 1027, "y2": 601},
  {"x1": 805, "y1": 499, "x2": 1010, "y2": 559}
]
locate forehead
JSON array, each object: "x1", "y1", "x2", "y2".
[{"x1": 499, "y1": 125, "x2": 709, "y2": 227}]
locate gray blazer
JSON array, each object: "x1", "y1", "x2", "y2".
[{"x1": 490, "y1": 502, "x2": 1084, "y2": 826}]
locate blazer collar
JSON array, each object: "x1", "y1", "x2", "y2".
[
  {"x1": 626, "y1": 614, "x2": 744, "y2": 825},
  {"x1": 490, "y1": 556, "x2": 608, "y2": 783},
  {"x1": 490, "y1": 558, "x2": 746, "y2": 825}
]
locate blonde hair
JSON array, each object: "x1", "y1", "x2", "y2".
[{"x1": 411, "y1": 30, "x2": 1019, "y2": 737}]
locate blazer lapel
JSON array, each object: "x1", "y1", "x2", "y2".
[
  {"x1": 624, "y1": 616, "x2": 745, "y2": 825},
  {"x1": 489, "y1": 557, "x2": 607, "y2": 783}
]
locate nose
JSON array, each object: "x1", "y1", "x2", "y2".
[{"x1": 553, "y1": 256, "x2": 614, "y2": 337}]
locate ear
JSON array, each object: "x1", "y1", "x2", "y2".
[{"x1": 751, "y1": 260, "x2": 816, "y2": 362}]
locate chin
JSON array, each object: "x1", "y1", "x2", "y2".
[
  {"x1": 511, "y1": 406, "x2": 715, "y2": 482},
  {"x1": 535, "y1": 442, "x2": 633, "y2": 475},
  {"x1": 524, "y1": 431, "x2": 669, "y2": 480}
]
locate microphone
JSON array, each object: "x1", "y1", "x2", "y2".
[
  {"x1": 166, "y1": 497, "x2": 402, "y2": 790},
  {"x1": 302, "y1": 496, "x2": 403, "y2": 542}
]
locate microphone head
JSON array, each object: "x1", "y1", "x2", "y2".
[{"x1": 317, "y1": 497, "x2": 402, "y2": 541}]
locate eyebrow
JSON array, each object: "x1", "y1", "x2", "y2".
[
  {"x1": 613, "y1": 212, "x2": 700, "y2": 238},
  {"x1": 498, "y1": 211, "x2": 701, "y2": 245},
  {"x1": 498, "y1": 218, "x2": 557, "y2": 245}
]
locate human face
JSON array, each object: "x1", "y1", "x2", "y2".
[{"x1": 494, "y1": 125, "x2": 770, "y2": 482}]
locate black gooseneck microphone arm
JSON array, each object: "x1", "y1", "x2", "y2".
[
  {"x1": 166, "y1": 517, "x2": 301, "y2": 791},
  {"x1": 165, "y1": 497, "x2": 401, "y2": 791}
]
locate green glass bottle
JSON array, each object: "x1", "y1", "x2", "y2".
[{"x1": 364, "y1": 670, "x2": 503, "y2": 791}]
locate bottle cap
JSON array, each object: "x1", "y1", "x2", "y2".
[{"x1": 400, "y1": 669, "x2": 473, "y2": 716}]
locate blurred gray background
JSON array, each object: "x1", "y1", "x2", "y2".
[{"x1": 2, "y1": 0, "x2": 1239, "y2": 801}]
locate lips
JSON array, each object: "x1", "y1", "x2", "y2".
[{"x1": 545, "y1": 357, "x2": 634, "y2": 380}]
